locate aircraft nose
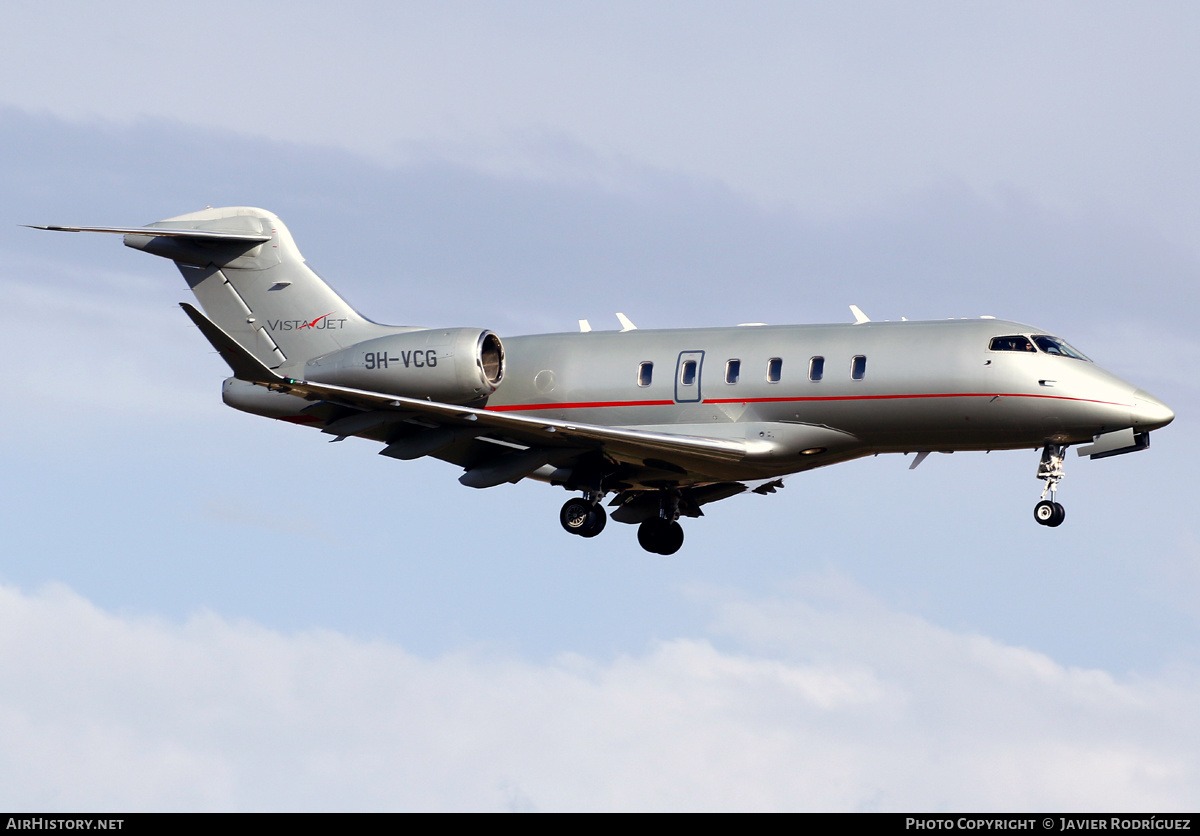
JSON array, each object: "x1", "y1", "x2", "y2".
[{"x1": 1131, "y1": 388, "x2": 1175, "y2": 431}]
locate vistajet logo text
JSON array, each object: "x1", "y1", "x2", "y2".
[{"x1": 266, "y1": 312, "x2": 347, "y2": 331}]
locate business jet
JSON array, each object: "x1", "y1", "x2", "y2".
[{"x1": 32, "y1": 206, "x2": 1175, "y2": 554}]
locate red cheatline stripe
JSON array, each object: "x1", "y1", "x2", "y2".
[
  {"x1": 484, "y1": 392, "x2": 1130, "y2": 412},
  {"x1": 703, "y1": 392, "x2": 1129, "y2": 406},
  {"x1": 486, "y1": 399, "x2": 675, "y2": 412}
]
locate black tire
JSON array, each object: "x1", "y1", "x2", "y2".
[
  {"x1": 1048, "y1": 502, "x2": 1066, "y2": 527},
  {"x1": 637, "y1": 519, "x2": 664, "y2": 552},
  {"x1": 638, "y1": 519, "x2": 684, "y2": 554},
  {"x1": 658, "y1": 521, "x2": 685, "y2": 555},
  {"x1": 579, "y1": 505, "x2": 607, "y2": 538},
  {"x1": 1034, "y1": 500, "x2": 1056, "y2": 526},
  {"x1": 560, "y1": 498, "x2": 593, "y2": 535}
]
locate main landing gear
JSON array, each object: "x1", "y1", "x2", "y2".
[
  {"x1": 1034, "y1": 443, "x2": 1067, "y2": 527},
  {"x1": 558, "y1": 489, "x2": 687, "y2": 554},
  {"x1": 559, "y1": 495, "x2": 607, "y2": 538},
  {"x1": 637, "y1": 518, "x2": 684, "y2": 555},
  {"x1": 636, "y1": 491, "x2": 685, "y2": 555}
]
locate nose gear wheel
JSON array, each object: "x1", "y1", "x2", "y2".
[
  {"x1": 1034, "y1": 499, "x2": 1065, "y2": 527},
  {"x1": 1034, "y1": 444, "x2": 1068, "y2": 527}
]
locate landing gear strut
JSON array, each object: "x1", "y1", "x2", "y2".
[
  {"x1": 560, "y1": 494, "x2": 607, "y2": 538},
  {"x1": 1034, "y1": 443, "x2": 1067, "y2": 527},
  {"x1": 637, "y1": 491, "x2": 685, "y2": 554}
]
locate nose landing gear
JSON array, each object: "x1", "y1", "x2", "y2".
[{"x1": 1034, "y1": 443, "x2": 1067, "y2": 527}]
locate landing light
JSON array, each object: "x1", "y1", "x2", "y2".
[{"x1": 800, "y1": 447, "x2": 826, "y2": 456}]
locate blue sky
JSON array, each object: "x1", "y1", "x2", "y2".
[{"x1": 1, "y1": 1, "x2": 1199, "y2": 811}]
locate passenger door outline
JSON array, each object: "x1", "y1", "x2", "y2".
[{"x1": 675, "y1": 350, "x2": 705, "y2": 403}]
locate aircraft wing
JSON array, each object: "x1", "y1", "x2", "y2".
[
  {"x1": 181, "y1": 304, "x2": 750, "y2": 488},
  {"x1": 293, "y1": 376, "x2": 748, "y2": 465}
]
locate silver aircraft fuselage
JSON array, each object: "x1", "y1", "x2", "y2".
[
  {"x1": 482, "y1": 318, "x2": 1172, "y2": 487},
  {"x1": 35, "y1": 205, "x2": 1174, "y2": 551}
]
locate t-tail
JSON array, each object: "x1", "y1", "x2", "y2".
[{"x1": 32, "y1": 206, "x2": 413, "y2": 371}]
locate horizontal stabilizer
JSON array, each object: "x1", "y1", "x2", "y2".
[
  {"x1": 26, "y1": 224, "x2": 271, "y2": 243},
  {"x1": 179, "y1": 303, "x2": 285, "y2": 384}
]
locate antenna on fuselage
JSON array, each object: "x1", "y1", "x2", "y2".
[
  {"x1": 616, "y1": 313, "x2": 637, "y2": 331},
  {"x1": 579, "y1": 320, "x2": 592, "y2": 332},
  {"x1": 849, "y1": 305, "x2": 870, "y2": 324}
]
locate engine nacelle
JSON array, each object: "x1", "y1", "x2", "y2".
[{"x1": 304, "y1": 328, "x2": 504, "y2": 404}]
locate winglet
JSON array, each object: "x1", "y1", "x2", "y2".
[
  {"x1": 616, "y1": 312, "x2": 637, "y2": 332},
  {"x1": 849, "y1": 305, "x2": 870, "y2": 324},
  {"x1": 179, "y1": 303, "x2": 285, "y2": 384}
]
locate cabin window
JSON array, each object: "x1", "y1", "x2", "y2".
[
  {"x1": 767, "y1": 357, "x2": 783, "y2": 383},
  {"x1": 1032, "y1": 335, "x2": 1091, "y2": 361},
  {"x1": 989, "y1": 335, "x2": 1036, "y2": 353},
  {"x1": 638, "y1": 361, "x2": 653, "y2": 387},
  {"x1": 680, "y1": 360, "x2": 697, "y2": 386},
  {"x1": 851, "y1": 355, "x2": 867, "y2": 380},
  {"x1": 809, "y1": 356, "x2": 824, "y2": 381},
  {"x1": 725, "y1": 359, "x2": 741, "y2": 384}
]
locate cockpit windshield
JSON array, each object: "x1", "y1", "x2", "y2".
[
  {"x1": 989, "y1": 335, "x2": 1036, "y2": 353},
  {"x1": 1032, "y1": 335, "x2": 1090, "y2": 361},
  {"x1": 988, "y1": 334, "x2": 1091, "y2": 361}
]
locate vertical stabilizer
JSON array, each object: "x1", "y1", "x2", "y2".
[{"x1": 123, "y1": 206, "x2": 411, "y2": 369}]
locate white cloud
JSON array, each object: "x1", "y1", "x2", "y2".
[{"x1": 0, "y1": 579, "x2": 1195, "y2": 811}]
